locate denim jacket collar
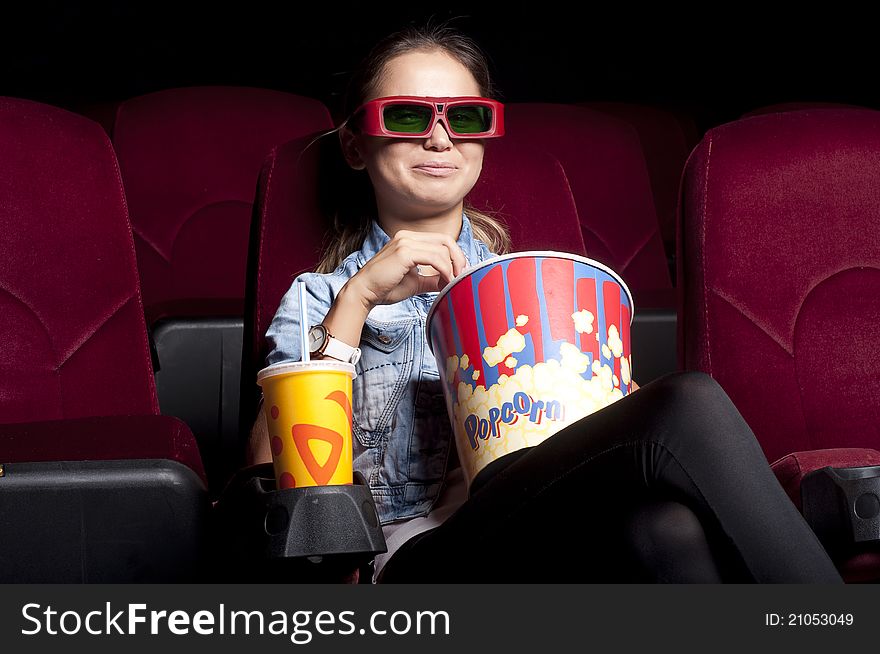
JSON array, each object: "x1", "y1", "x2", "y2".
[{"x1": 356, "y1": 213, "x2": 482, "y2": 269}]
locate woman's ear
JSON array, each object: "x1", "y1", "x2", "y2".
[{"x1": 339, "y1": 125, "x2": 366, "y2": 171}]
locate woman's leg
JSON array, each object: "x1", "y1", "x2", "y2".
[
  {"x1": 379, "y1": 372, "x2": 842, "y2": 583},
  {"x1": 622, "y1": 499, "x2": 723, "y2": 583}
]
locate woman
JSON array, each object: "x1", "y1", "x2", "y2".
[{"x1": 249, "y1": 23, "x2": 842, "y2": 584}]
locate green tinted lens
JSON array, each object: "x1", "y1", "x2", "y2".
[
  {"x1": 382, "y1": 104, "x2": 432, "y2": 133},
  {"x1": 447, "y1": 105, "x2": 492, "y2": 134}
]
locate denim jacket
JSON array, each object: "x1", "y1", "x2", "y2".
[{"x1": 265, "y1": 214, "x2": 495, "y2": 524}]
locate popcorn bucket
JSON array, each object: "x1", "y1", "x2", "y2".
[{"x1": 426, "y1": 251, "x2": 634, "y2": 488}]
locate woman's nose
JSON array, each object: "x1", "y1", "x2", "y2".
[{"x1": 424, "y1": 120, "x2": 453, "y2": 150}]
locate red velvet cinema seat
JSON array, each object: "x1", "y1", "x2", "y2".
[
  {"x1": 501, "y1": 103, "x2": 677, "y2": 382},
  {"x1": 679, "y1": 108, "x2": 880, "y2": 582},
  {"x1": 0, "y1": 97, "x2": 208, "y2": 582},
  {"x1": 112, "y1": 86, "x2": 334, "y2": 491},
  {"x1": 581, "y1": 101, "x2": 701, "y2": 261}
]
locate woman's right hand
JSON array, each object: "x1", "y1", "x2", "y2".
[{"x1": 345, "y1": 230, "x2": 469, "y2": 310}]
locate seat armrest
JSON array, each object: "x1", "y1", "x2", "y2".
[
  {"x1": 770, "y1": 448, "x2": 880, "y2": 511},
  {"x1": 0, "y1": 414, "x2": 206, "y2": 485}
]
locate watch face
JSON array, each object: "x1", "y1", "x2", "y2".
[{"x1": 308, "y1": 325, "x2": 326, "y2": 353}]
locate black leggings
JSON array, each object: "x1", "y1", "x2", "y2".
[{"x1": 378, "y1": 372, "x2": 843, "y2": 583}]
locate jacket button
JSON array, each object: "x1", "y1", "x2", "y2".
[{"x1": 378, "y1": 334, "x2": 392, "y2": 344}]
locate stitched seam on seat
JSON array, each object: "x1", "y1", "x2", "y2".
[
  {"x1": 168, "y1": 200, "x2": 252, "y2": 260},
  {"x1": 709, "y1": 287, "x2": 794, "y2": 356},
  {"x1": 551, "y1": 158, "x2": 587, "y2": 255},
  {"x1": 131, "y1": 199, "x2": 253, "y2": 265},
  {"x1": 0, "y1": 284, "x2": 59, "y2": 361},
  {"x1": 616, "y1": 228, "x2": 667, "y2": 281},
  {"x1": 107, "y1": 127, "x2": 159, "y2": 412},
  {"x1": 577, "y1": 223, "x2": 616, "y2": 261},
  {"x1": 131, "y1": 225, "x2": 171, "y2": 264},
  {"x1": 701, "y1": 136, "x2": 714, "y2": 375},
  {"x1": 55, "y1": 293, "x2": 138, "y2": 369},
  {"x1": 789, "y1": 266, "x2": 880, "y2": 450}
]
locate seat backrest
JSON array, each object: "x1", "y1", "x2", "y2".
[
  {"x1": 467, "y1": 136, "x2": 585, "y2": 255},
  {"x1": 0, "y1": 97, "x2": 158, "y2": 424},
  {"x1": 113, "y1": 86, "x2": 334, "y2": 322},
  {"x1": 502, "y1": 103, "x2": 672, "y2": 306},
  {"x1": 679, "y1": 109, "x2": 880, "y2": 462},
  {"x1": 241, "y1": 133, "x2": 331, "y2": 433},
  {"x1": 582, "y1": 102, "x2": 700, "y2": 256}
]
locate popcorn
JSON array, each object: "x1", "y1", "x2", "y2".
[
  {"x1": 460, "y1": 354, "x2": 470, "y2": 369},
  {"x1": 608, "y1": 324, "x2": 624, "y2": 358},
  {"x1": 446, "y1": 355, "x2": 459, "y2": 380},
  {"x1": 572, "y1": 309, "x2": 595, "y2": 334},
  {"x1": 452, "y1": 355, "x2": 627, "y2": 480},
  {"x1": 602, "y1": 344, "x2": 612, "y2": 360},
  {"x1": 472, "y1": 370, "x2": 481, "y2": 381},
  {"x1": 560, "y1": 342, "x2": 590, "y2": 374},
  {"x1": 516, "y1": 315, "x2": 529, "y2": 327},
  {"x1": 505, "y1": 356, "x2": 518, "y2": 368},
  {"x1": 621, "y1": 356, "x2": 631, "y2": 385},
  {"x1": 483, "y1": 327, "x2": 526, "y2": 368}
]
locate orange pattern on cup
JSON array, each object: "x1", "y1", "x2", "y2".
[{"x1": 257, "y1": 361, "x2": 356, "y2": 488}]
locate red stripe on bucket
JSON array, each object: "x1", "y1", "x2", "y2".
[
  {"x1": 506, "y1": 257, "x2": 543, "y2": 363},
  {"x1": 603, "y1": 281, "x2": 622, "y2": 383},
  {"x1": 436, "y1": 301, "x2": 459, "y2": 384},
  {"x1": 621, "y1": 303, "x2": 632, "y2": 388},
  {"x1": 543, "y1": 258, "x2": 576, "y2": 345},
  {"x1": 478, "y1": 265, "x2": 514, "y2": 376},
  {"x1": 577, "y1": 277, "x2": 600, "y2": 365},
  {"x1": 451, "y1": 278, "x2": 485, "y2": 385}
]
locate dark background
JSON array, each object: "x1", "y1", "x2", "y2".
[{"x1": 2, "y1": 2, "x2": 877, "y2": 133}]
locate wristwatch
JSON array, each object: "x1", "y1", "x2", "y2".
[{"x1": 308, "y1": 324, "x2": 362, "y2": 365}]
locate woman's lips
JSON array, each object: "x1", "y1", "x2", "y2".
[{"x1": 413, "y1": 162, "x2": 458, "y2": 177}]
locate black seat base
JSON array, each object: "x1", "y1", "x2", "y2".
[{"x1": 0, "y1": 459, "x2": 208, "y2": 582}]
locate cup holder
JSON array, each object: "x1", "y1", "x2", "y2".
[{"x1": 212, "y1": 464, "x2": 386, "y2": 581}]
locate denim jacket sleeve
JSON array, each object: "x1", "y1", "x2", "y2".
[{"x1": 265, "y1": 271, "x2": 339, "y2": 366}]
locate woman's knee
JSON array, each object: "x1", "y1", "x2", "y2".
[
  {"x1": 648, "y1": 372, "x2": 749, "y2": 433},
  {"x1": 622, "y1": 499, "x2": 723, "y2": 583},
  {"x1": 625, "y1": 499, "x2": 706, "y2": 553},
  {"x1": 651, "y1": 371, "x2": 727, "y2": 407}
]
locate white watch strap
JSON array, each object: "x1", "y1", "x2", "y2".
[{"x1": 322, "y1": 335, "x2": 361, "y2": 364}]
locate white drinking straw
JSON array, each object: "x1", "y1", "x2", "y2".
[{"x1": 298, "y1": 281, "x2": 310, "y2": 363}]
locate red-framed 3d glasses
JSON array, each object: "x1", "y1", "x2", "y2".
[{"x1": 352, "y1": 96, "x2": 505, "y2": 138}]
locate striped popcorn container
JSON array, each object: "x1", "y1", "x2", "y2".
[{"x1": 426, "y1": 252, "x2": 635, "y2": 488}]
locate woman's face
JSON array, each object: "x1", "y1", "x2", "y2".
[{"x1": 349, "y1": 49, "x2": 485, "y2": 220}]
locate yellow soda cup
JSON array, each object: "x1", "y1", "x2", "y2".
[{"x1": 257, "y1": 360, "x2": 356, "y2": 489}]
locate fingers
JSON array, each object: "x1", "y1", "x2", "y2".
[
  {"x1": 356, "y1": 229, "x2": 469, "y2": 307},
  {"x1": 405, "y1": 245, "x2": 456, "y2": 285},
  {"x1": 408, "y1": 266, "x2": 446, "y2": 295},
  {"x1": 393, "y1": 231, "x2": 468, "y2": 278},
  {"x1": 415, "y1": 264, "x2": 440, "y2": 277}
]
